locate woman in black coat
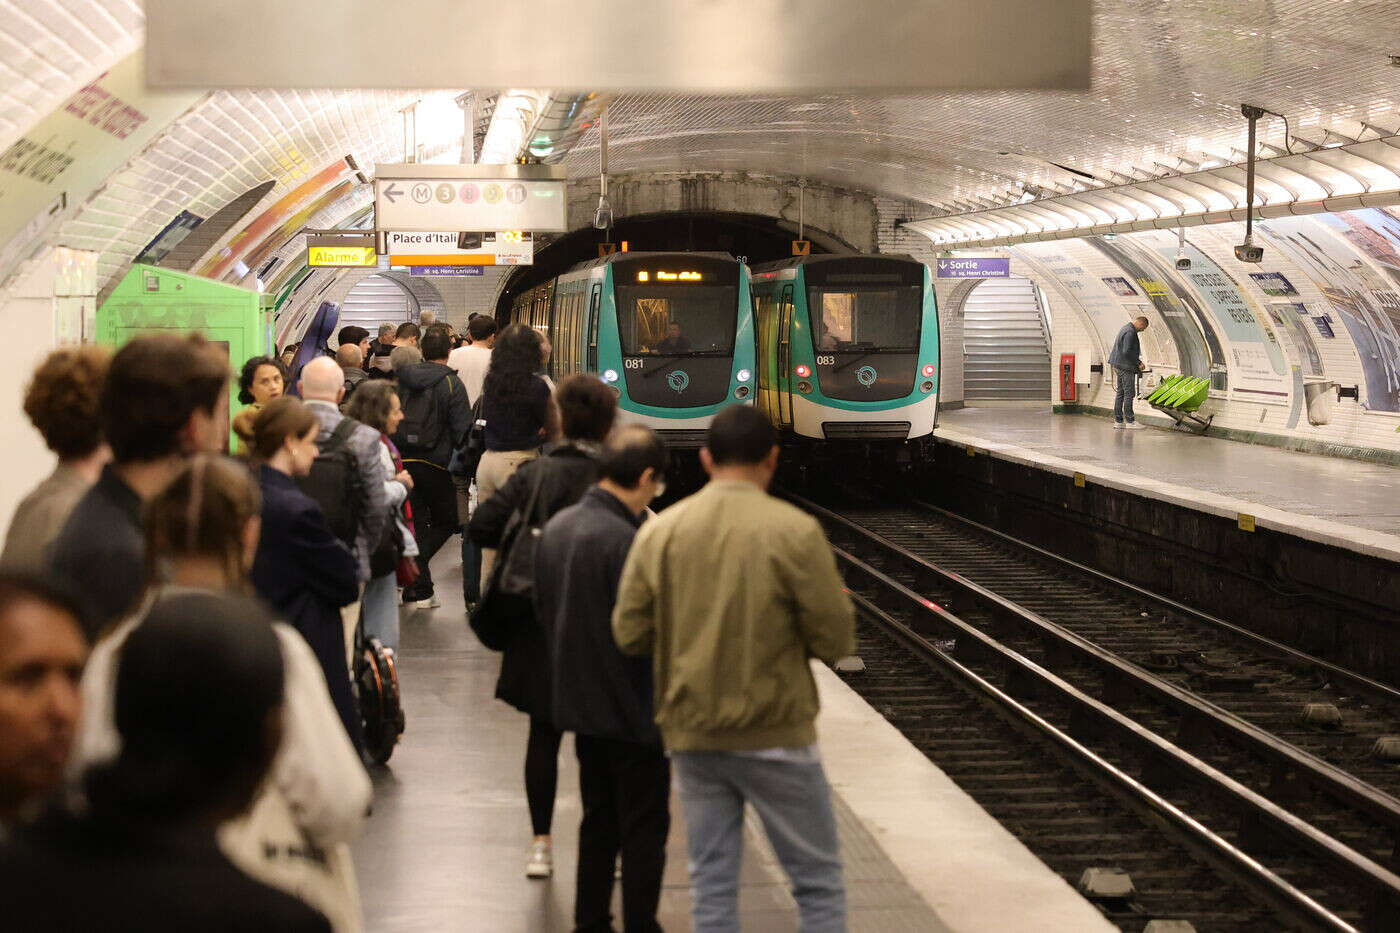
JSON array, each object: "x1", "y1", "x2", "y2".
[
  {"x1": 247, "y1": 397, "x2": 363, "y2": 750},
  {"x1": 467, "y1": 374, "x2": 616, "y2": 880}
]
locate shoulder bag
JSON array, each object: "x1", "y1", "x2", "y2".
[{"x1": 468, "y1": 464, "x2": 546, "y2": 651}]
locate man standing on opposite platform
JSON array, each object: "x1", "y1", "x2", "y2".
[
  {"x1": 613, "y1": 405, "x2": 856, "y2": 933},
  {"x1": 1109, "y1": 315, "x2": 1150, "y2": 430}
]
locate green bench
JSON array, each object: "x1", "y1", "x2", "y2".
[{"x1": 1143, "y1": 374, "x2": 1214, "y2": 433}]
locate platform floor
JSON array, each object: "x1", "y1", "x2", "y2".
[
  {"x1": 936, "y1": 407, "x2": 1400, "y2": 560},
  {"x1": 352, "y1": 547, "x2": 1112, "y2": 932}
]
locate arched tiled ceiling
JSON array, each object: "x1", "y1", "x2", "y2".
[
  {"x1": 7, "y1": 0, "x2": 1400, "y2": 299},
  {"x1": 0, "y1": 0, "x2": 142, "y2": 154},
  {"x1": 559, "y1": 1, "x2": 1400, "y2": 209}
]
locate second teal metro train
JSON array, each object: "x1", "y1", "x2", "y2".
[
  {"x1": 511, "y1": 252, "x2": 756, "y2": 447},
  {"x1": 749, "y1": 254, "x2": 940, "y2": 443}
]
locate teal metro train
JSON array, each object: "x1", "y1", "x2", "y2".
[{"x1": 511, "y1": 251, "x2": 940, "y2": 448}]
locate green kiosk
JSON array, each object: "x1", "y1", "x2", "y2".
[{"x1": 97, "y1": 264, "x2": 272, "y2": 449}]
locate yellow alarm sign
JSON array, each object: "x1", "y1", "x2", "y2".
[{"x1": 308, "y1": 245, "x2": 377, "y2": 268}]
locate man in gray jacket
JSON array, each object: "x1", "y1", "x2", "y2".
[
  {"x1": 299, "y1": 357, "x2": 387, "y2": 655},
  {"x1": 1108, "y1": 315, "x2": 1150, "y2": 429}
]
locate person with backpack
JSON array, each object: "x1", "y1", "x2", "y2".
[
  {"x1": 297, "y1": 358, "x2": 387, "y2": 656},
  {"x1": 247, "y1": 398, "x2": 363, "y2": 749},
  {"x1": 467, "y1": 374, "x2": 617, "y2": 880},
  {"x1": 392, "y1": 332, "x2": 471, "y2": 609}
]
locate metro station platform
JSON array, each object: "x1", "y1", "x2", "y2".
[
  {"x1": 352, "y1": 551, "x2": 1113, "y2": 933},
  {"x1": 934, "y1": 407, "x2": 1400, "y2": 562}
]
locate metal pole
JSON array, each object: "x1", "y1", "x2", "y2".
[
  {"x1": 599, "y1": 105, "x2": 609, "y2": 199},
  {"x1": 1242, "y1": 104, "x2": 1264, "y2": 245},
  {"x1": 799, "y1": 181, "x2": 805, "y2": 242}
]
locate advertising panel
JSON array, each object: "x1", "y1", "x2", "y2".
[
  {"x1": 1260, "y1": 215, "x2": 1400, "y2": 412},
  {"x1": 1153, "y1": 241, "x2": 1288, "y2": 401},
  {"x1": 0, "y1": 52, "x2": 199, "y2": 285}
]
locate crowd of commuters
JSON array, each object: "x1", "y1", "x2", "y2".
[{"x1": 0, "y1": 308, "x2": 858, "y2": 932}]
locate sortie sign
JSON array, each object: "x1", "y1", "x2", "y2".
[{"x1": 936, "y1": 257, "x2": 1011, "y2": 278}]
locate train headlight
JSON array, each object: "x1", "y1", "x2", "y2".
[
  {"x1": 736, "y1": 369, "x2": 752, "y2": 383},
  {"x1": 794, "y1": 364, "x2": 811, "y2": 378},
  {"x1": 735, "y1": 385, "x2": 750, "y2": 399},
  {"x1": 602, "y1": 369, "x2": 619, "y2": 383},
  {"x1": 921, "y1": 380, "x2": 934, "y2": 393},
  {"x1": 797, "y1": 381, "x2": 813, "y2": 394},
  {"x1": 922, "y1": 364, "x2": 936, "y2": 377}
]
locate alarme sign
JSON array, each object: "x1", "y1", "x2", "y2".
[{"x1": 936, "y1": 257, "x2": 1011, "y2": 278}]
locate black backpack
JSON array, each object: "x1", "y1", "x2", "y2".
[
  {"x1": 298, "y1": 418, "x2": 364, "y2": 547},
  {"x1": 396, "y1": 379, "x2": 445, "y2": 459}
]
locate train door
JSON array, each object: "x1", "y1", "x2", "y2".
[
  {"x1": 776, "y1": 284, "x2": 795, "y2": 429},
  {"x1": 586, "y1": 283, "x2": 601, "y2": 371}
]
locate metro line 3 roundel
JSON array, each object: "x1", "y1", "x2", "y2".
[
  {"x1": 667, "y1": 370, "x2": 690, "y2": 393},
  {"x1": 856, "y1": 365, "x2": 879, "y2": 387}
]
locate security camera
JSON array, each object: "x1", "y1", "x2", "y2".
[
  {"x1": 1175, "y1": 256, "x2": 1192, "y2": 271},
  {"x1": 1234, "y1": 244, "x2": 1264, "y2": 263},
  {"x1": 593, "y1": 196, "x2": 613, "y2": 231}
]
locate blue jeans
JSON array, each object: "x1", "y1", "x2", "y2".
[
  {"x1": 1113, "y1": 367, "x2": 1138, "y2": 423},
  {"x1": 361, "y1": 572, "x2": 399, "y2": 649},
  {"x1": 672, "y1": 750, "x2": 845, "y2": 933}
]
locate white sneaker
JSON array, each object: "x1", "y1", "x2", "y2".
[
  {"x1": 416, "y1": 594, "x2": 441, "y2": 609},
  {"x1": 526, "y1": 840, "x2": 553, "y2": 879},
  {"x1": 1123, "y1": 421, "x2": 1145, "y2": 430},
  {"x1": 1112, "y1": 422, "x2": 1125, "y2": 429}
]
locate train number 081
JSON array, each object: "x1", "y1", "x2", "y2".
[{"x1": 624, "y1": 358, "x2": 646, "y2": 369}]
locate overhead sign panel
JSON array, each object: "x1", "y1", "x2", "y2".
[
  {"x1": 145, "y1": 0, "x2": 1091, "y2": 92},
  {"x1": 306, "y1": 231, "x2": 378, "y2": 268},
  {"x1": 387, "y1": 230, "x2": 534, "y2": 266},
  {"x1": 374, "y1": 164, "x2": 566, "y2": 234},
  {"x1": 410, "y1": 266, "x2": 484, "y2": 277},
  {"x1": 937, "y1": 257, "x2": 1010, "y2": 278},
  {"x1": 308, "y1": 245, "x2": 377, "y2": 268}
]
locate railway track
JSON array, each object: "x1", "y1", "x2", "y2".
[{"x1": 787, "y1": 492, "x2": 1400, "y2": 930}]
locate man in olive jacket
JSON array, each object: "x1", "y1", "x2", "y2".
[{"x1": 613, "y1": 406, "x2": 855, "y2": 933}]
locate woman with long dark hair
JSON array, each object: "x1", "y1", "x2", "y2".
[
  {"x1": 469, "y1": 374, "x2": 615, "y2": 880},
  {"x1": 247, "y1": 397, "x2": 363, "y2": 748},
  {"x1": 476, "y1": 324, "x2": 556, "y2": 588}
]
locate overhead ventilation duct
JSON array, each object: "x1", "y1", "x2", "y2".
[
  {"x1": 478, "y1": 90, "x2": 610, "y2": 165},
  {"x1": 907, "y1": 135, "x2": 1400, "y2": 249}
]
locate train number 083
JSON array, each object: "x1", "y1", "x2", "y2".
[{"x1": 816, "y1": 355, "x2": 836, "y2": 366}]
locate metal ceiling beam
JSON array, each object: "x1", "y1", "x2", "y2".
[{"x1": 905, "y1": 132, "x2": 1400, "y2": 249}]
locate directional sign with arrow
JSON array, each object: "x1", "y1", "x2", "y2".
[{"x1": 373, "y1": 164, "x2": 567, "y2": 233}]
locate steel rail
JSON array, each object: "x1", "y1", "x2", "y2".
[
  {"x1": 839, "y1": 551, "x2": 1359, "y2": 932},
  {"x1": 908, "y1": 496, "x2": 1400, "y2": 705},
  {"x1": 789, "y1": 491, "x2": 1400, "y2": 847}
]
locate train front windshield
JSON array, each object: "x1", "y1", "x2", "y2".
[
  {"x1": 807, "y1": 284, "x2": 922, "y2": 353},
  {"x1": 614, "y1": 261, "x2": 738, "y2": 357}
]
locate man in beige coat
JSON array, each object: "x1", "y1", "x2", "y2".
[{"x1": 614, "y1": 405, "x2": 855, "y2": 933}]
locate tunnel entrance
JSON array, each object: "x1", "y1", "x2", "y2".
[{"x1": 496, "y1": 211, "x2": 855, "y2": 319}]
